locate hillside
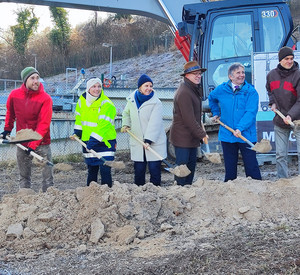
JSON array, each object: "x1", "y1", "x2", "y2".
[{"x1": 44, "y1": 50, "x2": 186, "y2": 89}]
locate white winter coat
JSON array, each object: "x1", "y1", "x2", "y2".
[{"x1": 122, "y1": 90, "x2": 167, "y2": 161}]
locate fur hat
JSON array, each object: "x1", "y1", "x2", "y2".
[
  {"x1": 278, "y1": 46, "x2": 294, "y2": 61},
  {"x1": 86, "y1": 77, "x2": 102, "y2": 92},
  {"x1": 138, "y1": 74, "x2": 153, "y2": 88},
  {"x1": 21, "y1": 67, "x2": 39, "y2": 84},
  {"x1": 181, "y1": 61, "x2": 207, "y2": 76}
]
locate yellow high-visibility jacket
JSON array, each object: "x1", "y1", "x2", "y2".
[{"x1": 74, "y1": 91, "x2": 117, "y2": 148}]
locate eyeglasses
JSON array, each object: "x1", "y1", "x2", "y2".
[{"x1": 191, "y1": 72, "x2": 202, "y2": 76}]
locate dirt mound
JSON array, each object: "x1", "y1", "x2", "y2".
[{"x1": 0, "y1": 175, "x2": 299, "y2": 260}]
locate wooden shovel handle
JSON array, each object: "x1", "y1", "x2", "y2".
[
  {"x1": 71, "y1": 135, "x2": 101, "y2": 160},
  {"x1": 216, "y1": 119, "x2": 255, "y2": 147},
  {"x1": 6, "y1": 136, "x2": 53, "y2": 166},
  {"x1": 274, "y1": 109, "x2": 295, "y2": 127},
  {"x1": 201, "y1": 122, "x2": 208, "y2": 144},
  {"x1": 126, "y1": 130, "x2": 163, "y2": 161}
]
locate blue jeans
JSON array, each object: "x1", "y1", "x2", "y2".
[
  {"x1": 221, "y1": 141, "x2": 261, "y2": 182},
  {"x1": 87, "y1": 162, "x2": 112, "y2": 187},
  {"x1": 134, "y1": 160, "x2": 162, "y2": 186},
  {"x1": 174, "y1": 146, "x2": 198, "y2": 186},
  {"x1": 274, "y1": 125, "x2": 300, "y2": 178}
]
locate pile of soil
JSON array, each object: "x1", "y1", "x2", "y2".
[
  {"x1": 12, "y1": 129, "x2": 42, "y2": 143},
  {"x1": 0, "y1": 153, "x2": 299, "y2": 274}
]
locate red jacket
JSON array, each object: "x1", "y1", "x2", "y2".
[{"x1": 4, "y1": 83, "x2": 53, "y2": 149}]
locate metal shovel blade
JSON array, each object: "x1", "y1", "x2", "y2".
[
  {"x1": 164, "y1": 164, "x2": 191, "y2": 177},
  {"x1": 251, "y1": 139, "x2": 272, "y2": 153},
  {"x1": 103, "y1": 160, "x2": 125, "y2": 169},
  {"x1": 202, "y1": 138, "x2": 221, "y2": 164}
]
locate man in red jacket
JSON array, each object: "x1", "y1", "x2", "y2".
[{"x1": 1, "y1": 67, "x2": 53, "y2": 192}]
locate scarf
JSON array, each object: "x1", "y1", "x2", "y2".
[
  {"x1": 134, "y1": 90, "x2": 154, "y2": 109},
  {"x1": 86, "y1": 91, "x2": 100, "y2": 107}
]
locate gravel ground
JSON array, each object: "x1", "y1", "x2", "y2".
[{"x1": 0, "y1": 152, "x2": 299, "y2": 275}]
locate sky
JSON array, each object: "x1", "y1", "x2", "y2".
[{"x1": 0, "y1": 3, "x2": 108, "y2": 31}]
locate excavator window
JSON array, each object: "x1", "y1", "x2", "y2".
[
  {"x1": 206, "y1": 13, "x2": 253, "y2": 88},
  {"x1": 210, "y1": 14, "x2": 253, "y2": 60},
  {"x1": 259, "y1": 8, "x2": 283, "y2": 52}
]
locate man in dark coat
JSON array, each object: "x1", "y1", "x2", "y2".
[{"x1": 170, "y1": 61, "x2": 207, "y2": 185}]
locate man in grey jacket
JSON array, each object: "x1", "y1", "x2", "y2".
[{"x1": 169, "y1": 61, "x2": 207, "y2": 185}]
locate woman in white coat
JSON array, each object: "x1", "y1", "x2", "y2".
[{"x1": 121, "y1": 74, "x2": 167, "y2": 186}]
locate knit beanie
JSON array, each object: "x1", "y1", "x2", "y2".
[
  {"x1": 138, "y1": 74, "x2": 153, "y2": 88},
  {"x1": 86, "y1": 77, "x2": 102, "y2": 92},
  {"x1": 278, "y1": 46, "x2": 294, "y2": 61},
  {"x1": 21, "y1": 67, "x2": 39, "y2": 84}
]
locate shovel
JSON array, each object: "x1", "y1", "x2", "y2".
[
  {"x1": 274, "y1": 109, "x2": 299, "y2": 129},
  {"x1": 201, "y1": 122, "x2": 221, "y2": 164},
  {"x1": 125, "y1": 129, "x2": 191, "y2": 177},
  {"x1": 71, "y1": 135, "x2": 125, "y2": 169},
  {"x1": 216, "y1": 119, "x2": 272, "y2": 153},
  {"x1": 6, "y1": 136, "x2": 54, "y2": 166},
  {"x1": 202, "y1": 136, "x2": 222, "y2": 164}
]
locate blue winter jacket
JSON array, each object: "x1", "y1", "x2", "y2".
[{"x1": 208, "y1": 80, "x2": 259, "y2": 143}]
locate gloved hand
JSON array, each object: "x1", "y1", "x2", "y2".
[
  {"x1": 25, "y1": 147, "x2": 35, "y2": 156},
  {"x1": 73, "y1": 129, "x2": 82, "y2": 139},
  {"x1": 121, "y1": 126, "x2": 131, "y2": 133},
  {"x1": 0, "y1": 130, "x2": 11, "y2": 139},
  {"x1": 87, "y1": 136, "x2": 98, "y2": 150},
  {"x1": 144, "y1": 139, "x2": 152, "y2": 145}
]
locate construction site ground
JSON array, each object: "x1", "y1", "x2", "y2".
[{"x1": 0, "y1": 152, "x2": 299, "y2": 274}]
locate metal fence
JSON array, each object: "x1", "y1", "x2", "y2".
[{"x1": 0, "y1": 83, "x2": 176, "y2": 161}]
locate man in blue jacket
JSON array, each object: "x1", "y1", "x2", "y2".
[{"x1": 209, "y1": 63, "x2": 261, "y2": 182}]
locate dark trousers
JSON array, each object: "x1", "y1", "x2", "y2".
[
  {"x1": 134, "y1": 160, "x2": 162, "y2": 186},
  {"x1": 174, "y1": 146, "x2": 198, "y2": 186},
  {"x1": 221, "y1": 141, "x2": 262, "y2": 182},
  {"x1": 87, "y1": 163, "x2": 112, "y2": 187}
]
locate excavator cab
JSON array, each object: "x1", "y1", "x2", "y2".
[{"x1": 179, "y1": 0, "x2": 295, "y2": 101}]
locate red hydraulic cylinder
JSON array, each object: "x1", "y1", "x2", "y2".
[{"x1": 174, "y1": 30, "x2": 191, "y2": 62}]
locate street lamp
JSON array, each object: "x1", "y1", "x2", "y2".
[
  {"x1": 102, "y1": 43, "x2": 113, "y2": 79},
  {"x1": 32, "y1": 53, "x2": 37, "y2": 69}
]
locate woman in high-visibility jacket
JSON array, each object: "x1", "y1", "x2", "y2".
[{"x1": 73, "y1": 77, "x2": 117, "y2": 187}]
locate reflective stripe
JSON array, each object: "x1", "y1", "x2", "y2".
[
  {"x1": 82, "y1": 121, "x2": 98, "y2": 127},
  {"x1": 101, "y1": 100, "x2": 111, "y2": 106},
  {"x1": 78, "y1": 99, "x2": 82, "y2": 108},
  {"x1": 98, "y1": 115, "x2": 114, "y2": 124},
  {"x1": 91, "y1": 132, "x2": 103, "y2": 141},
  {"x1": 83, "y1": 151, "x2": 115, "y2": 158},
  {"x1": 74, "y1": 125, "x2": 82, "y2": 130},
  {"x1": 74, "y1": 111, "x2": 80, "y2": 116}
]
